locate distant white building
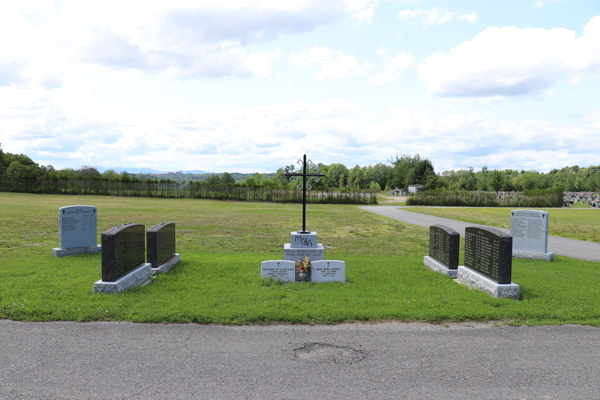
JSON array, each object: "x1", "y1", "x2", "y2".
[{"x1": 408, "y1": 184, "x2": 425, "y2": 193}]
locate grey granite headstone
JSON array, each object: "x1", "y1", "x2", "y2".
[
  {"x1": 147, "y1": 222, "x2": 180, "y2": 274},
  {"x1": 510, "y1": 210, "x2": 555, "y2": 261},
  {"x1": 52, "y1": 205, "x2": 101, "y2": 257},
  {"x1": 311, "y1": 260, "x2": 346, "y2": 283},
  {"x1": 261, "y1": 260, "x2": 296, "y2": 282}
]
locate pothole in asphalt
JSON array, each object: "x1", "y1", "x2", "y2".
[{"x1": 294, "y1": 343, "x2": 366, "y2": 364}]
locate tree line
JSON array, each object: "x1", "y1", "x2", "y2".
[{"x1": 1, "y1": 148, "x2": 598, "y2": 192}]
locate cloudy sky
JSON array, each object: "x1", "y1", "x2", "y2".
[{"x1": 1, "y1": 0, "x2": 599, "y2": 173}]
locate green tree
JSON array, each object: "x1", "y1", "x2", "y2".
[
  {"x1": 221, "y1": 172, "x2": 235, "y2": 184},
  {"x1": 206, "y1": 174, "x2": 222, "y2": 185},
  {"x1": 487, "y1": 170, "x2": 504, "y2": 192}
]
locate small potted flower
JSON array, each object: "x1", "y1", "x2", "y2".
[{"x1": 296, "y1": 257, "x2": 312, "y2": 282}]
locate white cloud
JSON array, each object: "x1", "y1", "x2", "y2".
[
  {"x1": 418, "y1": 16, "x2": 600, "y2": 97},
  {"x1": 533, "y1": 1, "x2": 544, "y2": 10},
  {"x1": 397, "y1": 8, "x2": 477, "y2": 28},
  {"x1": 366, "y1": 48, "x2": 414, "y2": 84},
  {"x1": 0, "y1": 0, "x2": 382, "y2": 87},
  {"x1": 291, "y1": 47, "x2": 374, "y2": 81}
]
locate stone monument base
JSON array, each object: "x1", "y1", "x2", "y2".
[
  {"x1": 424, "y1": 256, "x2": 457, "y2": 279},
  {"x1": 94, "y1": 263, "x2": 152, "y2": 294},
  {"x1": 456, "y1": 266, "x2": 520, "y2": 299},
  {"x1": 52, "y1": 245, "x2": 101, "y2": 258},
  {"x1": 512, "y1": 250, "x2": 555, "y2": 262},
  {"x1": 152, "y1": 253, "x2": 180, "y2": 275}
]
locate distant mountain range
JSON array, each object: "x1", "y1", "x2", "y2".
[{"x1": 94, "y1": 166, "x2": 212, "y2": 174}]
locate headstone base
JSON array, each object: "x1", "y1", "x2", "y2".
[
  {"x1": 512, "y1": 250, "x2": 555, "y2": 262},
  {"x1": 456, "y1": 266, "x2": 520, "y2": 299},
  {"x1": 284, "y1": 243, "x2": 324, "y2": 262},
  {"x1": 424, "y1": 256, "x2": 457, "y2": 279},
  {"x1": 152, "y1": 254, "x2": 180, "y2": 275},
  {"x1": 52, "y1": 245, "x2": 101, "y2": 258},
  {"x1": 94, "y1": 263, "x2": 152, "y2": 294}
]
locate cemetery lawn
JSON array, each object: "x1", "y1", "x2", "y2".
[
  {"x1": 1, "y1": 192, "x2": 599, "y2": 326},
  {"x1": 403, "y1": 207, "x2": 600, "y2": 243}
]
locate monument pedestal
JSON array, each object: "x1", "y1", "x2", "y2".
[
  {"x1": 151, "y1": 253, "x2": 180, "y2": 275},
  {"x1": 456, "y1": 266, "x2": 520, "y2": 299},
  {"x1": 424, "y1": 256, "x2": 457, "y2": 279},
  {"x1": 512, "y1": 250, "x2": 555, "y2": 262},
  {"x1": 52, "y1": 245, "x2": 101, "y2": 258},
  {"x1": 94, "y1": 263, "x2": 152, "y2": 293}
]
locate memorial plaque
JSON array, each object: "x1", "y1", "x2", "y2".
[
  {"x1": 464, "y1": 226, "x2": 512, "y2": 284},
  {"x1": 311, "y1": 260, "x2": 346, "y2": 283},
  {"x1": 290, "y1": 231, "x2": 318, "y2": 248},
  {"x1": 510, "y1": 210, "x2": 549, "y2": 253},
  {"x1": 284, "y1": 243, "x2": 324, "y2": 263},
  {"x1": 59, "y1": 205, "x2": 97, "y2": 249},
  {"x1": 428, "y1": 225, "x2": 459, "y2": 269},
  {"x1": 261, "y1": 260, "x2": 295, "y2": 282},
  {"x1": 101, "y1": 223, "x2": 145, "y2": 282},
  {"x1": 147, "y1": 222, "x2": 176, "y2": 268}
]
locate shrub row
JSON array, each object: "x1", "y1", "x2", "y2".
[{"x1": 406, "y1": 188, "x2": 563, "y2": 208}]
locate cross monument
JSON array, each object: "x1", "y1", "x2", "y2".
[{"x1": 284, "y1": 154, "x2": 324, "y2": 234}]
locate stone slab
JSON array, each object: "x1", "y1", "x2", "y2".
[
  {"x1": 102, "y1": 223, "x2": 145, "y2": 282},
  {"x1": 93, "y1": 263, "x2": 152, "y2": 294},
  {"x1": 290, "y1": 231, "x2": 318, "y2": 248},
  {"x1": 424, "y1": 256, "x2": 457, "y2": 279},
  {"x1": 261, "y1": 260, "x2": 296, "y2": 282},
  {"x1": 147, "y1": 222, "x2": 176, "y2": 269},
  {"x1": 428, "y1": 225, "x2": 460, "y2": 269},
  {"x1": 58, "y1": 205, "x2": 97, "y2": 249},
  {"x1": 152, "y1": 254, "x2": 180, "y2": 275},
  {"x1": 456, "y1": 265, "x2": 520, "y2": 299},
  {"x1": 511, "y1": 210, "x2": 549, "y2": 253},
  {"x1": 284, "y1": 243, "x2": 324, "y2": 262},
  {"x1": 512, "y1": 250, "x2": 556, "y2": 262},
  {"x1": 311, "y1": 260, "x2": 346, "y2": 283},
  {"x1": 52, "y1": 245, "x2": 101, "y2": 258},
  {"x1": 464, "y1": 226, "x2": 513, "y2": 284}
]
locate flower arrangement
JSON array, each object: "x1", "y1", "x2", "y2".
[{"x1": 296, "y1": 257, "x2": 312, "y2": 272}]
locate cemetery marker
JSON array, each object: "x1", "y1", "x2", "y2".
[{"x1": 284, "y1": 153, "x2": 325, "y2": 233}]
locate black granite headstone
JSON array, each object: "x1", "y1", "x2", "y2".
[
  {"x1": 464, "y1": 226, "x2": 512, "y2": 284},
  {"x1": 147, "y1": 222, "x2": 176, "y2": 269},
  {"x1": 429, "y1": 225, "x2": 460, "y2": 269},
  {"x1": 101, "y1": 223, "x2": 145, "y2": 282}
]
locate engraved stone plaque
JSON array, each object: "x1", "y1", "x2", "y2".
[
  {"x1": 147, "y1": 222, "x2": 176, "y2": 269},
  {"x1": 290, "y1": 231, "x2": 318, "y2": 248},
  {"x1": 261, "y1": 260, "x2": 296, "y2": 282},
  {"x1": 311, "y1": 260, "x2": 346, "y2": 283},
  {"x1": 284, "y1": 243, "x2": 324, "y2": 263},
  {"x1": 428, "y1": 225, "x2": 460, "y2": 269},
  {"x1": 510, "y1": 210, "x2": 549, "y2": 253},
  {"x1": 101, "y1": 223, "x2": 145, "y2": 282},
  {"x1": 59, "y1": 205, "x2": 97, "y2": 249},
  {"x1": 464, "y1": 226, "x2": 512, "y2": 284}
]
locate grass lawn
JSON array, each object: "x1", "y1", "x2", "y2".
[
  {"x1": 402, "y1": 206, "x2": 600, "y2": 243},
  {"x1": 1, "y1": 192, "x2": 599, "y2": 326}
]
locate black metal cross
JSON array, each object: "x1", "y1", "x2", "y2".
[{"x1": 285, "y1": 154, "x2": 324, "y2": 234}]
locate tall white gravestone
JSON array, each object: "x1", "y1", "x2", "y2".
[
  {"x1": 52, "y1": 205, "x2": 102, "y2": 257},
  {"x1": 510, "y1": 210, "x2": 555, "y2": 261}
]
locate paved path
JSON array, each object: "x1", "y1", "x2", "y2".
[
  {"x1": 1, "y1": 320, "x2": 599, "y2": 400},
  {"x1": 359, "y1": 206, "x2": 600, "y2": 262}
]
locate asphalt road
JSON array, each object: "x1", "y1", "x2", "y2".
[
  {"x1": 358, "y1": 206, "x2": 600, "y2": 262},
  {"x1": 1, "y1": 320, "x2": 599, "y2": 400}
]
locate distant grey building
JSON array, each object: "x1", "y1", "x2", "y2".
[{"x1": 408, "y1": 184, "x2": 425, "y2": 193}]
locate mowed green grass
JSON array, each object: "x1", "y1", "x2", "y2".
[
  {"x1": 403, "y1": 206, "x2": 600, "y2": 243},
  {"x1": 0, "y1": 192, "x2": 599, "y2": 325}
]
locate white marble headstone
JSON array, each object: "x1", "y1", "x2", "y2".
[
  {"x1": 284, "y1": 243, "x2": 324, "y2": 263},
  {"x1": 260, "y1": 260, "x2": 296, "y2": 282},
  {"x1": 311, "y1": 260, "x2": 346, "y2": 283},
  {"x1": 59, "y1": 205, "x2": 97, "y2": 249},
  {"x1": 510, "y1": 209, "x2": 549, "y2": 253}
]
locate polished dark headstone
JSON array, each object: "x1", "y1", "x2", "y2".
[
  {"x1": 101, "y1": 223, "x2": 145, "y2": 282},
  {"x1": 147, "y1": 222, "x2": 176, "y2": 269},
  {"x1": 429, "y1": 225, "x2": 460, "y2": 269},
  {"x1": 464, "y1": 226, "x2": 512, "y2": 284}
]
